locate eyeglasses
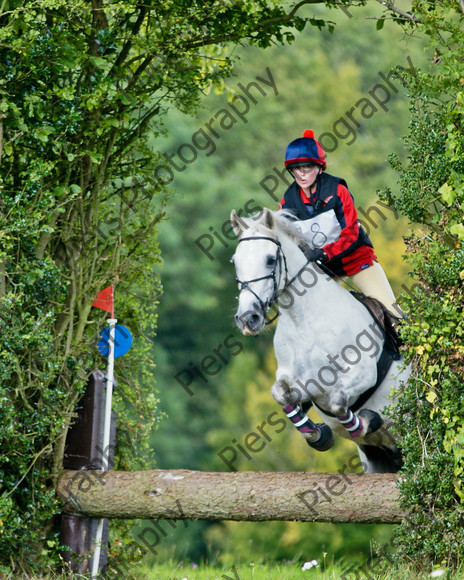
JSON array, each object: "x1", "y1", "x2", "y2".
[{"x1": 290, "y1": 164, "x2": 319, "y2": 174}]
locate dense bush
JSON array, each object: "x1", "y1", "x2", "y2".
[{"x1": 380, "y1": 12, "x2": 464, "y2": 561}]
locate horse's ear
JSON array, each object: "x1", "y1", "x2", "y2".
[
  {"x1": 263, "y1": 208, "x2": 275, "y2": 230},
  {"x1": 230, "y1": 209, "x2": 246, "y2": 238}
]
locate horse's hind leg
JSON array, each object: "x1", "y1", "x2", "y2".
[
  {"x1": 282, "y1": 403, "x2": 334, "y2": 452},
  {"x1": 358, "y1": 413, "x2": 398, "y2": 449},
  {"x1": 357, "y1": 440, "x2": 403, "y2": 473},
  {"x1": 334, "y1": 407, "x2": 383, "y2": 439}
]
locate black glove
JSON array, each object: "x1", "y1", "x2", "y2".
[{"x1": 300, "y1": 245, "x2": 328, "y2": 263}]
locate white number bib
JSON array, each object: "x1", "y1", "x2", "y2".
[{"x1": 293, "y1": 210, "x2": 342, "y2": 249}]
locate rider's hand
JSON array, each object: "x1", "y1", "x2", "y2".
[{"x1": 300, "y1": 245, "x2": 328, "y2": 263}]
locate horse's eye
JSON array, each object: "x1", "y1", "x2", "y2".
[{"x1": 266, "y1": 255, "x2": 277, "y2": 267}]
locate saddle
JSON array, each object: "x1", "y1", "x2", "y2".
[{"x1": 349, "y1": 291, "x2": 402, "y2": 359}]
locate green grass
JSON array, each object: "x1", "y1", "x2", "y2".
[
  {"x1": 11, "y1": 560, "x2": 460, "y2": 579},
  {"x1": 132, "y1": 559, "x2": 454, "y2": 580}
]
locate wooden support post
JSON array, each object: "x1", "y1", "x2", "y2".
[
  {"x1": 60, "y1": 370, "x2": 116, "y2": 575},
  {"x1": 58, "y1": 469, "x2": 404, "y2": 524}
]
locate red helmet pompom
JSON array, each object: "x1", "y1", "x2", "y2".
[{"x1": 302, "y1": 129, "x2": 315, "y2": 139}]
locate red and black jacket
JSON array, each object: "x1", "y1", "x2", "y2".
[{"x1": 280, "y1": 173, "x2": 376, "y2": 277}]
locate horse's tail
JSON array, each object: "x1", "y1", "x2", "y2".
[{"x1": 358, "y1": 444, "x2": 403, "y2": 474}]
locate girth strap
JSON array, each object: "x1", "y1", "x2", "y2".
[{"x1": 313, "y1": 344, "x2": 398, "y2": 418}]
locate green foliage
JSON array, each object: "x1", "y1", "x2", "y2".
[
  {"x1": 376, "y1": 1, "x2": 464, "y2": 569},
  {"x1": 133, "y1": 557, "x2": 463, "y2": 579},
  {"x1": 384, "y1": 105, "x2": 450, "y2": 224},
  {"x1": 393, "y1": 285, "x2": 464, "y2": 565},
  {"x1": 0, "y1": 0, "x2": 333, "y2": 574},
  {"x1": 389, "y1": 243, "x2": 464, "y2": 566}
]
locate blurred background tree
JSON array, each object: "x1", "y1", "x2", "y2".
[{"x1": 149, "y1": 2, "x2": 428, "y2": 568}]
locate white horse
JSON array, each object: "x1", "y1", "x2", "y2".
[{"x1": 230, "y1": 208, "x2": 410, "y2": 473}]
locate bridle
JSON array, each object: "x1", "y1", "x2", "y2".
[{"x1": 233, "y1": 235, "x2": 289, "y2": 325}]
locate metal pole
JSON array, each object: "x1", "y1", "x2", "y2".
[{"x1": 91, "y1": 318, "x2": 117, "y2": 579}]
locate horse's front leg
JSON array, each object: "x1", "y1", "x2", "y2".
[
  {"x1": 326, "y1": 391, "x2": 383, "y2": 439},
  {"x1": 271, "y1": 377, "x2": 334, "y2": 451},
  {"x1": 271, "y1": 376, "x2": 299, "y2": 407}
]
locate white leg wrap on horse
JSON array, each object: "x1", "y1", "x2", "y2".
[
  {"x1": 283, "y1": 403, "x2": 318, "y2": 434},
  {"x1": 338, "y1": 409, "x2": 363, "y2": 438}
]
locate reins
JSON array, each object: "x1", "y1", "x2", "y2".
[{"x1": 317, "y1": 261, "x2": 361, "y2": 294}]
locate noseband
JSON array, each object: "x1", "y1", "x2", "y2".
[{"x1": 234, "y1": 236, "x2": 289, "y2": 325}]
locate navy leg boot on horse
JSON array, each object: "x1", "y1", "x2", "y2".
[{"x1": 283, "y1": 403, "x2": 334, "y2": 452}]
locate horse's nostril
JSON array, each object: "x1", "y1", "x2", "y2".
[
  {"x1": 235, "y1": 311, "x2": 262, "y2": 331},
  {"x1": 248, "y1": 314, "x2": 261, "y2": 328}
]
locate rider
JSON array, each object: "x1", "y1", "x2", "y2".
[{"x1": 280, "y1": 129, "x2": 400, "y2": 317}]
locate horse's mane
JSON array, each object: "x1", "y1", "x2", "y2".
[
  {"x1": 274, "y1": 209, "x2": 307, "y2": 243},
  {"x1": 240, "y1": 208, "x2": 307, "y2": 245}
]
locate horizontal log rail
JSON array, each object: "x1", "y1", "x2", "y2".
[{"x1": 58, "y1": 469, "x2": 404, "y2": 524}]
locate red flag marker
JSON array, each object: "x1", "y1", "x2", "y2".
[{"x1": 92, "y1": 285, "x2": 114, "y2": 318}]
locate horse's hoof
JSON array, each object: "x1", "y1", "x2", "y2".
[
  {"x1": 358, "y1": 409, "x2": 383, "y2": 434},
  {"x1": 306, "y1": 423, "x2": 334, "y2": 452}
]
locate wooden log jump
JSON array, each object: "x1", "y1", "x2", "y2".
[{"x1": 58, "y1": 469, "x2": 404, "y2": 524}]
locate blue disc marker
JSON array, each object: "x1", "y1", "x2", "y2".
[{"x1": 97, "y1": 324, "x2": 133, "y2": 358}]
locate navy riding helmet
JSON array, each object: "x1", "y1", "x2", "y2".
[{"x1": 284, "y1": 129, "x2": 327, "y2": 170}]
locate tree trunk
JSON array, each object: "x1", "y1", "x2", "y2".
[
  {"x1": 0, "y1": 260, "x2": 4, "y2": 297},
  {"x1": 58, "y1": 469, "x2": 404, "y2": 524}
]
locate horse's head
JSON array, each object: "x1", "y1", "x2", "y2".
[{"x1": 230, "y1": 208, "x2": 293, "y2": 335}]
